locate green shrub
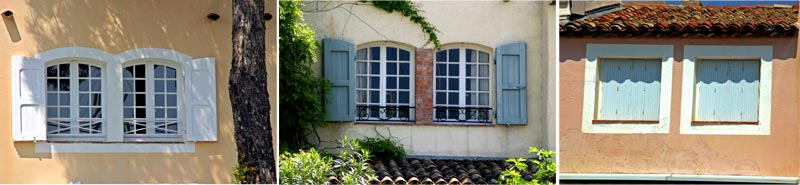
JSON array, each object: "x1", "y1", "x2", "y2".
[
  {"x1": 334, "y1": 136, "x2": 377, "y2": 184},
  {"x1": 499, "y1": 147, "x2": 556, "y2": 185},
  {"x1": 354, "y1": 136, "x2": 406, "y2": 160},
  {"x1": 278, "y1": 148, "x2": 332, "y2": 184}
]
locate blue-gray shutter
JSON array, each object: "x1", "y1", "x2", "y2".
[
  {"x1": 323, "y1": 39, "x2": 356, "y2": 121},
  {"x1": 598, "y1": 59, "x2": 661, "y2": 120},
  {"x1": 496, "y1": 42, "x2": 527, "y2": 125},
  {"x1": 696, "y1": 60, "x2": 759, "y2": 122}
]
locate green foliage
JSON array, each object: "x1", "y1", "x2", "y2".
[
  {"x1": 231, "y1": 155, "x2": 256, "y2": 184},
  {"x1": 354, "y1": 136, "x2": 406, "y2": 160},
  {"x1": 333, "y1": 136, "x2": 377, "y2": 184},
  {"x1": 499, "y1": 147, "x2": 557, "y2": 185},
  {"x1": 279, "y1": 0, "x2": 331, "y2": 151},
  {"x1": 279, "y1": 148, "x2": 333, "y2": 185},
  {"x1": 365, "y1": 0, "x2": 441, "y2": 49}
]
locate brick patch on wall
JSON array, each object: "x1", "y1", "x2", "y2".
[{"x1": 415, "y1": 48, "x2": 434, "y2": 124}]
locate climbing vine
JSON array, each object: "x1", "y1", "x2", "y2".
[
  {"x1": 279, "y1": 0, "x2": 331, "y2": 151},
  {"x1": 363, "y1": 0, "x2": 441, "y2": 49}
]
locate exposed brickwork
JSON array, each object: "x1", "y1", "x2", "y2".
[{"x1": 415, "y1": 48, "x2": 434, "y2": 125}]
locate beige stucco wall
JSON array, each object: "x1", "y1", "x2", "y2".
[
  {"x1": 559, "y1": 37, "x2": 799, "y2": 176},
  {"x1": 0, "y1": 0, "x2": 279, "y2": 183},
  {"x1": 303, "y1": 1, "x2": 555, "y2": 157}
]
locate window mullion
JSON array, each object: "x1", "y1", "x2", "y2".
[
  {"x1": 379, "y1": 47, "x2": 387, "y2": 118},
  {"x1": 459, "y1": 48, "x2": 466, "y2": 108},
  {"x1": 70, "y1": 62, "x2": 79, "y2": 135},
  {"x1": 146, "y1": 63, "x2": 155, "y2": 135}
]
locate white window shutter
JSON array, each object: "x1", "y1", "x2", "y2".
[
  {"x1": 11, "y1": 56, "x2": 47, "y2": 141},
  {"x1": 184, "y1": 57, "x2": 217, "y2": 141}
]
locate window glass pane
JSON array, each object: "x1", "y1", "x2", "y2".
[
  {"x1": 399, "y1": 91, "x2": 409, "y2": 104},
  {"x1": 357, "y1": 76, "x2": 367, "y2": 88},
  {"x1": 166, "y1": 80, "x2": 177, "y2": 92},
  {"x1": 155, "y1": 94, "x2": 165, "y2": 106},
  {"x1": 448, "y1": 78, "x2": 459, "y2": 90},
  {"x1": 436, "y1": 64, "x2": 447, "y2": 76},
  {"x1": 357, "y1": 62, "x2": 368, "y2": 74},
  {"x1": 479, "y1": 93, "x2": 489, "y2": 106},
  {"x1": 448, "y1": 64, "x2": 459, "y2": 76},
  {"x1": 79, "y1": 94, "x2": 89, "y2": 106},
  {"x1": 135, "y1": 94, "x2": 146, "y2": 106},
  {"x1": 436, "y1": 51, "x2": 446, "y2": 62},
  {"x1": 357, "y1": 48, "x2": 368, "y2": 60},
  {"x1": 59, "y1": 64, "x2": 70, "y2": 77},
  {"x1": 436, "y1": 78, "x2": 447, "y2": 90},
  {"x1": 80, "y1": 108, "x2": 90, "y2": 118},
  {"x1": 79, "y1": 79, "x2": 90, "y2": 91},
  {"x1": 399, "y1": 49, "x2": 410, "y2": 61},
  {"x1": 357, "y1": 90, "x2": 367, "y2": 103},
  {"x1": 135, "y1": 108, "x2": 146, "y2": 118},
  {"x1": 466, "y1": 92, "x2": 473, "y2": 105},
  {"x1": 59, "y1": 79, "x2": 70, "y2": 91},
  {"x1": 399, "y1": 77, "x2": 409, "y2": 89},
  {"x1": 155, "y1": 65, "x2": 165, "y2": 78},
  {"x1": 91, "y1": 94, "x2": 101, "y2": 106},
  {"x1": 386, "y1": 91, "x2": 397, "y2": 103},
  {"x1": 134, "y1": 65, "x2": 145, "y2": 78},
  {"x1": 155, "y1": 80, "x2": 164, "y2": 92},
  {"x1": 387, "y1": 47, "x2": 397, "y2": 61},
  {"x1": 479, "y1": 79, "x2": 489, "y2": 91},
  {"x1": 370, "y1": 77, "x2": 379, "y2": 89},
  {"x1": 167, "y1": 109, "x2": 177, "y2": 118},
  {"x1": 370, "y1": 62, "x2": 380, "y2": 75},
  {"x1": 399, "y1": 63, "x2": 410, "y2": 75},
  {"x1": 166, "y1": 67, "x2": 176, "y2": 78},
  {"x1": 448, "y1": 49, "x2": 459, "y2": 62},
  {"x1": 167, "y1": 95, "x2": 177, "y2": 106},
  {"x1": 466, "y1": 79, "x2": 474, "y2": 91},
  {"x1": 47, "y1": 66, "x2": 58, "y2": 77},
  {"x1": 387, "y1": 77, "x2": 397, "y2": 89},
  {"x1": 92, "y1": 108, "x2": 102, "y2": 118},
  {"x1": 91, "y1": 80, "x2": 101, "y2": 92},
  {"x1": 59, "y1": 93, "x2": 70, "y2": 105},
  {"x1": 91, "y1": 66, "x2": 101, "y2": 77},
  {"x1": 123, "y1": 80, "x2": 134, "y2": 92},
  {"x1": 60, "y1": 108, "x2": 70, "y2": 118},
  {"x1": 370, "y1": 47, "x2": 380, "y2": 60},
  {"x1": 124, "y1": 66, "x2": 134, "y2": 78},
  {"x1": 47, "y1": 107, "x2": 58, "y2": 118},
  {"x1": 370, "y1": 91, "x2": 379, "y2": 103},
  {"x1": 79, "y1": 64, "x2": 89, "y2": 77},
  {"x1": 466, "y1": 49, "x2": 474, "y2": 62},
  {"x1": 387, "y1": 62, "x2": 397, "y2": 75},
  {"x1": 448, "y1": 92, "x2": 459, "y2": 105},
  {"x1": 479, "y1": 65, "x2": 489, "y2": 77},
  {"x1": 124, "y1": 108, "x2": 134, "y2": 118},
  {"x1": 156, "y1": 109, "x2": 165, "y2": 118},
  {"x1": 135, "y1": 80, "x2": 146, "y2": 92},
  {"x1": 47, "y1": 93, "x2": 58, "y2": 106},
  {"x1": 124, "y1": 94, "x2": 134, "y2": 106},
  {"x1": 47, "y1": 79, "x2": 58, "y2": 91},
  {"x1": 479, "y1": 51, "x2": 489, "y2": 63},
  {"x1": 436, "y1": 92, "x2": 446, "y2": 104}
]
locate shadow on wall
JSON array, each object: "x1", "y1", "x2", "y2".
[{"x1": 8, "y1": 0, "x2": 236, "y2": 183}]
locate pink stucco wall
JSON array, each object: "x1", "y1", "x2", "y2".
[{"x1": 559, "y1": 37, "x2": 799, "y2": 176}]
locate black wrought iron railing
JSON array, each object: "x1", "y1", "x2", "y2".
[
  {"x1": 434, "y1": 107, "x2": 492, "y2": 123},
  {"x1": 356, "y1": 105, "x2": 416, "y2": 122}
]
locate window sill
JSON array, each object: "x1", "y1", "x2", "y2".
[
  {"x1": 35, "y1": 142, "x2": 195, "y2": 153},
  {"x1": 431, "y1": 122, "x2": 494, "y2": 127},
  {"x1": 354, "y1": 121, "x2": 414, "y2": 125},
  {"x1": 593, "y1": 120, "x2": 659, "y2": 124},
  {"x1": 691, "y1": 121, "x2": 759, "y2": 125}
]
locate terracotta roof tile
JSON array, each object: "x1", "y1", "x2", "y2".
[
  {"x1": 326, "y1": 158, "x2": 539, "y2": 184},
  {"x1": 561, "y1": 4, "x2": 799, "y2": 38}
]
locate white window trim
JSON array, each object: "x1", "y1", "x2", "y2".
[
  {"x1": 680, "y1": 45, "x2": 772, "y2": 135},
  {"x1": 21, "y1": 47, "x2": 206, "y2": 153},
  {"x1": 432, "y1": 47, "x2": 493, "y2": 124},
  {"x1": 355, "y1": 44, "x2": 416, "y2": 121},
  {"x1": 582, "y1": 44, "x2": 673, "y2": 134}
]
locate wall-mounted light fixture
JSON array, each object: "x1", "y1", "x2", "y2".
[
  {"x1": 2, "y1": 10, "x2": 13, "y2": 17},
  {"x1": 207, "y1": 13, "x2": 220, "y2": 21}
]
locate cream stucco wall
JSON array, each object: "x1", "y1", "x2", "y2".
[
  {"x1": 303, "y1": 1, "x2": 555, "y2": 157},
  {"x1": 0, "y1": 0, "x2": 277, "y2": 183}
]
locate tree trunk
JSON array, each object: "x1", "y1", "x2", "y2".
[{"x1": 231, "y1": 0, "x2": 274, "y2": 183}]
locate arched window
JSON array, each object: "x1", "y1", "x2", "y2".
[
  {"x1": 355, "y1": 45, "x2": 415, "y2": 121},
  {"x1": 434, "y1": 47, "x2": 492, "y2": 123},
  {"x1": 46, "y1": 61, "x2": 105, "y2": 141},
  {"x1": 123, "y1": 61, "x2": 182, "y2": 141}
]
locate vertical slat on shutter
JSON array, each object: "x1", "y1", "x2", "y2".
[
  {"x1": 696, "y1": 60, "x2": 759, "y2": 122},
  {"x1": 496, "y1": 42, "x2": 527, "y2": 125},
  {"x1": 598, "y1": 59, "x2": 660, "y2": 121},
  {"x1": 184, "y1": 57, "x2": 217, "y2": 141},
  {"x1": 12, "y1": 56, "x2": 46, "y2": 141},
  {"x1": 324, "y1": 39, "x2": 356, "y2": 121}
]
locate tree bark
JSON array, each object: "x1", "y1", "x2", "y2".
[{"x1": 231, "y1": 0, "x2": 274, "y2": 183}]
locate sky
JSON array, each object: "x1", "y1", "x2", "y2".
[{"x1": 663, "y1": 0, "x2": 798, "y2": 6}]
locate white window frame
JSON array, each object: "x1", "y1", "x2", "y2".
[
  {"x1": 12, "y1": 47, "x2": 215, "y2": 153},
  {"x1": 582, "y1": 44, "x2": 673, "y2": 134},
  {"x1": 433, "y1": 47, "x2": 493, "y2": 124},
  {"x1": 355, "y1": 43, "x2": 416, "y2": 122},
  {"x1": 680, "y1": 45, "x2": 772, "y2": 135},
  {"x1": 45, "y1": 59, "x2": 108, "y2": 142},
  {"x1": 121, "y1": 59, "x2": 184, "y2": 142}
]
